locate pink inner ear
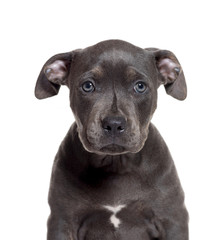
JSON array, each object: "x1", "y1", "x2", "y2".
[
  {"x1": 44, "y1": 60, "x2": 67, "y2": 83},
  {"x1": 157, "y1": 58, "x2": 180, "y2": 83}
]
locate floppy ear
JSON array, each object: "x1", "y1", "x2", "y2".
[
  {"x1": 35, "y1": 51, "x2": 73, "y2": 99},
  {"x1": 146, "y1": 48, "x2": 187, "y2": 100}
]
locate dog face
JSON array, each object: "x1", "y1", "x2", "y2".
[
  {"x1": 35, "y1": 40, "x2": 186, "y2": 155},
  {"x1": 68, "y1": 42, "x2": 158, "y2": 155}
]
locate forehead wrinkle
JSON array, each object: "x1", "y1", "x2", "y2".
[{"x1": 99, "y1": 49, "x2": 135, "y2": 65}]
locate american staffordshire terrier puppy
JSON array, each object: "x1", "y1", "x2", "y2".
[{"x1": 35, "y1": 39, "x2": 188, "y2": 240}]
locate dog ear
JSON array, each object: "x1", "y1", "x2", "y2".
[
  {"x1": 146, "y1": 48, "x2": 187, "y2": 100},
  {"x1": 35, "y1": 51, "x2": 73, "y2": 99}
]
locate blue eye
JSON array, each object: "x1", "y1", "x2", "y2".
[
  {"x1": 134, "y1": 82, "x2": 147, "y2": 93},
  {"x1": 82, "y1": 81, "x2": 95, "y2": 92}
]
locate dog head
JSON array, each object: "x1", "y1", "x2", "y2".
[{"x1": 35, "y1": 40, "x2": 186, "y2": 155}]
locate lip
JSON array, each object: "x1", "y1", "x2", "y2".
[{"x1": 100, "y1": 144, "x2": 126, "y2": 153}]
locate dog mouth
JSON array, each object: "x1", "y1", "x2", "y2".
[
  {"x1": 101, "y1": 144, "x2": 125, "y2": 151},
  {"x1": 100, "y1": 144, "x2": 126, "y2": 154},
  {"x1": 83, "y1": 134, "x2": 143, "y2": 155}
]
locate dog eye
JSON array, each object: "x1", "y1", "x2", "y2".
[
  {"x1": 134, "y1": 82, "x2": 147, "y2": 93},
  {"x1": 82, "y1": 81, "x2": 95, "y2": 92}
]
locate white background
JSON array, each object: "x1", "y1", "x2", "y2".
[{"x1": 0, "y1": 0, "x2": 223, "y2": 239}]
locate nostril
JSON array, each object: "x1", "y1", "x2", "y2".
[
  {"x1": 104, "y1": 125, "x2": 112, "y2": 132},
  {"x1": 117, "y1": 126, "x2": 125, "y2": 132}
]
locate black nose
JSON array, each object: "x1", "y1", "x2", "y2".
[{"x1": 102, "y1": 116, "x2": 126, "y2": 136}]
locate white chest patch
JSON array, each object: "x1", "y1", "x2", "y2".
[{"x1": 103, "y1": 204, "x2": 126, "y2": 228}]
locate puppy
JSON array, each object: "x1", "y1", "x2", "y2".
[{"x1": 35, "y1": 40, "x2": 188, "y2": 240}]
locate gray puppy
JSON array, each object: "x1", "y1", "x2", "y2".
[{"x1": 35, "y1": 40, "x2": 188, "y2": 240}]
